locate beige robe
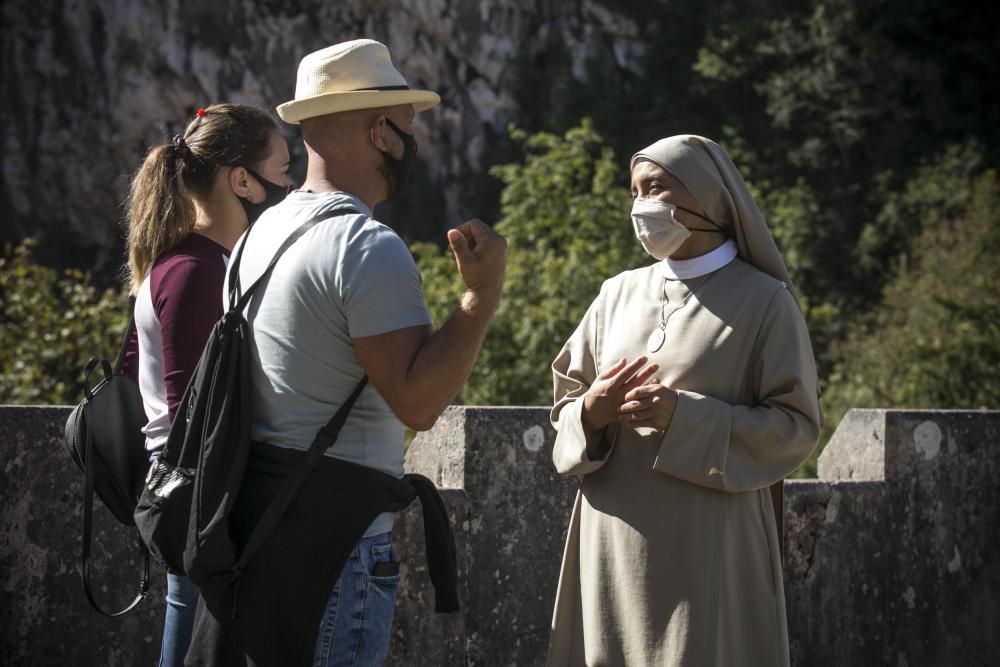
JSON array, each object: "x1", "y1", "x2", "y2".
[{"x1": 547, "y1": 258, "x2": 821, "y2": 667}]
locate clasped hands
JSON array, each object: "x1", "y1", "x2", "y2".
[{"x1": 581, "y1": 356, "x2": 677, "y2": 433}]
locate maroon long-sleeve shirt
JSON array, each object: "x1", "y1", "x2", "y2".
[{"x1": 129, "y1": 233, "x2": 229, "y2": 452}]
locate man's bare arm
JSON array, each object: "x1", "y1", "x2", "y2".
[{"x1": 353, "y1": 219, "x2": 506, "y2": 430}]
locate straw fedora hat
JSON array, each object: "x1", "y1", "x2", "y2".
[{"x1": 277, "y1": 39, "x2": 440, "y2": 124}]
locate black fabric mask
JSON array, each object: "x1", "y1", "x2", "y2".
[
  {"x1": 381, "y1": 118, "x2": 418, "y2": 200},
  {"x1": 239, "y1": 166, "x2": 290, "y2": 224}
]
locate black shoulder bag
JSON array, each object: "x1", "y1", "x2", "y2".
[{"x1": 63, "y1": 310, "x2": 151, "y2": 616}]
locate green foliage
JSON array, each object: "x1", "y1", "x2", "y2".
[
  {"x1": 8, "y1": 1, "x2": 1000, "y2": 482},
  {"x1": 861, "y1": 144, "x2": 983, "y2": 278},
  {"x1": 0, "y1": 239, "x2": 129, "y2": 405},
  {"x1": 821, "y1": 160, "x2": 1000, "y2": 441},
  {"x1": 414, "y1": 119, "x2": 643, "y2": 405}
]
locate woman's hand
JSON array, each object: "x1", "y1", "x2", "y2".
[
  {"x1": 581, "y1": 357, "x2": 659, "y2": 431},
  {"x1": 618, "y1": 378, "x2": 679, "y2": 432}
]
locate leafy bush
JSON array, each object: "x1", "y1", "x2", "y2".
[
  {"x1": 821, "y1": 158, "x2": 1000, "y2": 441},
  {"x1": 414, "y1": 119, "x2": 644, "y2": 405},
  {"x1": 0, "y1": 239, "x2": 129, "y2": 405}
]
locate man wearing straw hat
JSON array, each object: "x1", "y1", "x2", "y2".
[{"x1": 187, "y1": 39, "x2": 506, "y2": 666}]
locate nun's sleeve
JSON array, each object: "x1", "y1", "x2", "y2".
[
  {"x1": 653, "y1": 284, "x2": 821, "y2": 491},
  {"x1": 550, "y1": 285, "x2": 620, "y2": 476}
]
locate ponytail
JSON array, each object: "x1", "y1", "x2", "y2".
[{"x1": 125, "y1": 143, "x2": 195, "y2": 293}]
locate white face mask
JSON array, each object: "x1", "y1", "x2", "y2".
[{"x1": 631, "y1": 197, "x2": 691, "y2": 260}]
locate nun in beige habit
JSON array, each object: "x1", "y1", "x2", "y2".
[{"x1": 547, "y1": 135, "x2": 821, "y2": 667}]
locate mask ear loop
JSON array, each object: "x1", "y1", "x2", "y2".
[
  {"x1": 384, "y1": 117, "x2": 418, "y2": 156},
  {"x1": 234, "y1": 164, "x2": 292, "y2": 198},
  {"x1": 674, "y1": 205, "x2": 729, "y2": 235},
  {"x1": 370, "y1": 116, "x2": 407, "y2": 158}
]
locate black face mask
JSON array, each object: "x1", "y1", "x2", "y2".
[
  {"x1": 380, "y1": 118, "x2": 418, "y2": 200},
  {"x1": 238, "y1": 166, "x2": 290, "y2": 224}
]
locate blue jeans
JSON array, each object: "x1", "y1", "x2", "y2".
[
  {"x1": 312, "y1": 532, "x2": 400, "y2": 667},
  {"x1": 159, "y1": 572, "x2": 199, "y2": 666}
]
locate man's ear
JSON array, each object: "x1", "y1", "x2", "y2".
[{"x1": 370, "y1": 115, "x2": 390, "y2": 152}]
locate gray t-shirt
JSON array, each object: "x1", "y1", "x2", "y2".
[{"x1": 226, "y1": 191, "x2": 431, "y2": 536}]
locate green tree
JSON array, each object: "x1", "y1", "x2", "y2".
[
  {"x1": 821, "y1": 153, "x2": 1000, "y2": 443},
  {"x1": 0, "y1": 239, "x2": 129, "y2": 404},
  {"x1": 413, "y1": 119, "x2": 643, "y2": 405},
  {"x1": 687, "y1": 0, "x2": 1000, "y2": 388}
]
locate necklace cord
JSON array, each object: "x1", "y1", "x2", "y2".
[{"x1": 658, "y1": 272, "x2": 715, "y2": 330}]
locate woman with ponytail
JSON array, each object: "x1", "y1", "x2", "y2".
[{"x1": 125, "y1": 103, "x2": 290, "y2": 666}]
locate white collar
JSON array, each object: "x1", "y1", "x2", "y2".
[{"x1": 659, "y1": 239, "x2": 738, "y2": 280}]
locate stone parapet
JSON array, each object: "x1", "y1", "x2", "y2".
[
  {"x1": 790, "y1": 409, "x2": 1000, "y2": 666},
  {"x1": 405, "y1": 407, "x2": 577, "y2": 665},
  {"x1": 2, "y1": 405, "x2": 163, "y2": 666},
  {"x1": 2, "y1": 406, "x2": 997, "y2": 665},
  {"x1": 0, "y1": 406, "x2": 468, "y2": 666}
]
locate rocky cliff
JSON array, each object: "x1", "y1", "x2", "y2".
[{"x1": 1, "y1": 0, "x2": 642, "y2": 275}]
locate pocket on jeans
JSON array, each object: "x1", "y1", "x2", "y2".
[{"x1": 368, "y1": 542, "x2": 401, "y2": 585}]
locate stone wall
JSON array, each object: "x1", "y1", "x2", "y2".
[
  {"x1": 405, "y1": 407, "x2": 578, "y2": 665},
  {"x1": 0, "y1": 405, "x2": 469, "y2": 666},
  {"x1": 785, "y1": 410, "x2": 1000, "y2": 666},
  {"x1": 1, "y1": 406, "x2": 998, "y2": 665}
]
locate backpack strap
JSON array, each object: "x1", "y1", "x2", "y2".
[
  {"x1": 80, "y1": 407, "x2": 151, "y2": 616},
  {"x1": 231, "y1": 376, "x2": 369, "y2": 586},
  {"x1": 226, "y1": 222, "x2": 254, "y2": 308},
  {"x1": 111, "y1": 297, "x2": 137, "y2": 375},
  {"x1": 227, "y1": 206, "x2": 360, "y2": 312}
]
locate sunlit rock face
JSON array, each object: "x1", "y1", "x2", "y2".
[{"x1": 1, "y1": 0, "x2": 641, "y2": 272}]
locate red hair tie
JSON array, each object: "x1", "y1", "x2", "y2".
[{"x1": 196, "y1": 108, "x2": 207, "y2": 118}]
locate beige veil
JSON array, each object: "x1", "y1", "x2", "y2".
[
  {"x1": 631, "y1": 136, "x2": 811, "y2": 526},
  {"x1": 631, "y1": 135, "x2": 796, "y2": 298}
]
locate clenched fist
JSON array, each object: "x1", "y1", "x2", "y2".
[{"x1": 447, "y1": 219, "x2": 507, "y2": 302}]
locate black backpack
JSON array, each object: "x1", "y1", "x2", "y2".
[
  {"x1": 134, "y1": 206, "x2": 361, "y2": 590},
  {"x1": 63, "y1": 314, "x2": 151, "y2": 616}
]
